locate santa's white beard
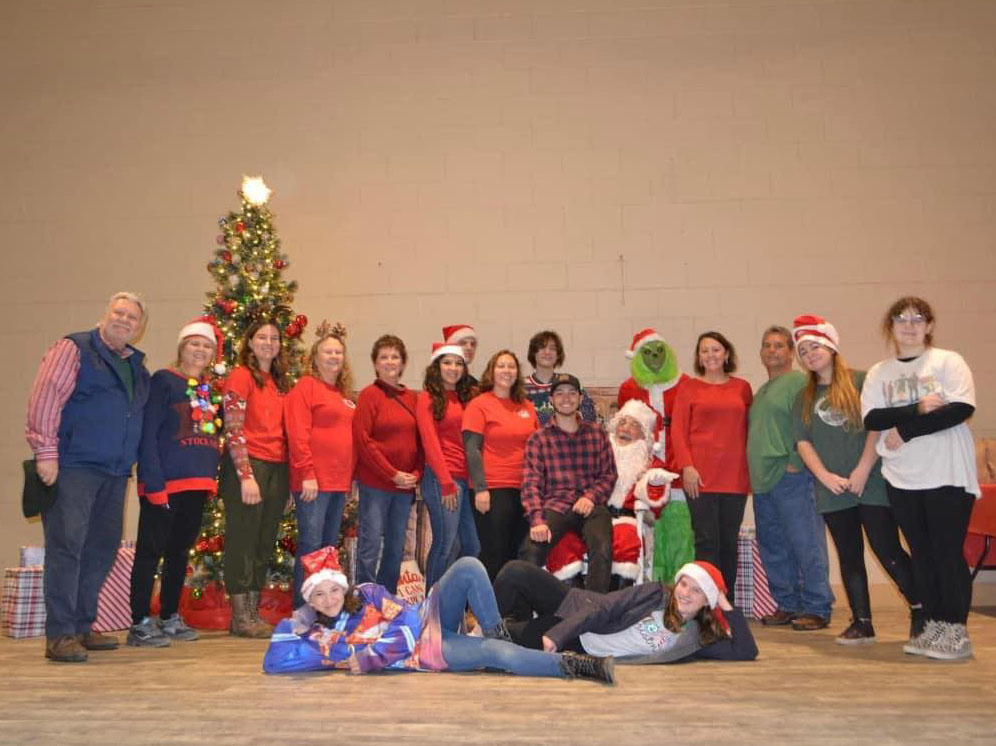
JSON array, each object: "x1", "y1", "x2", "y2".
[{"x1": 609, "y1": 435, "x2": 651, "y2": 509}]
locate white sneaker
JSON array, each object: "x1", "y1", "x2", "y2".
[
  {"x1": 903, "y1": 619, "x2": 944, "y2": 656},
  {"x1": 925, "y1": 622, "x2": 973, "y2": 661}
]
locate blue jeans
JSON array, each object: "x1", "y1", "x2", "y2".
[
  {"x1": 41, "y1": 466, "x2": 128, "y2": 638},
  {"x1": 292, "y1": 490, "x2": 347, "y2": 608},
  {"x1": 356, "y1": 482, "x2": 414, "y2": 593},
  {"x1": 753, "y1": 470, "x2": 834, "y2": 618},
  {"x1": 421, "y1": 470, "x2": 481, "y2": 590},
  {"x1": 436, "y1": 557, "x2": 564, "y2": 678}
]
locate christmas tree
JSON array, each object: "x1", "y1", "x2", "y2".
[{"x1": 188, "y1": 176, "x2": 306, "y2": 598}]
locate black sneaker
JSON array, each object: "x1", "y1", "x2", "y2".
[
  {"x1": 559, "y1": 651, "x2": 616, "y2": 685},
  {"x1": 835, "y1": 619, "x2": 875, "y2": 646},
  {"x1": 483, "y1": 619, "x2": 514, "y2": 643}
]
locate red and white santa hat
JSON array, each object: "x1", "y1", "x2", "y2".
[
  {"x1": 792, "y1": 314, "x2": 839, "y2": 355},
  {"x1": 609, "y1": 399, "x2": 658, "y2": 445},
  {"x1": 300, "y1": 546, "x2": 349, "y2": 603},
  {"x1": 675, "y1": 560, "x2": 729, "y2": 631},
  {"x1": 625, "y1": 328, "x2": 664, "y2": 359},
  {"x1": 442, "y1": 324, "x2": 477, "y2": 345},
  {"x1": 178, "y1": 316, "x2": 227, "y2": 375},
  {"x1": 430, "y1": 342, "x2": 466, "y2": 364}
]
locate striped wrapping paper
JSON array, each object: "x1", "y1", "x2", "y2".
[
  {"x1": 734, "y1": 527, "x2": 777, "y2": 620},
  {"x1": 1, "y1": 567, "x2": 45, "y2": 638},
  {"x1": 92, "y1": 540, "x2": 136, "y2": 633}
]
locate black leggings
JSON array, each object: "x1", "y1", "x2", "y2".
[
  {"x1": 885, "y1": 483, "x2": 975, "y2": 624},
  {"x1": 129, "y1": 491, "x2": 208, "y2": 624},
  {"x1": 822, "y1": 504, "x2": 919, "y2": 621},
  {"x1": 493, "y1": 560, "x2": 582, "y2": 651},
  {"x1": 474, "y1": 488, "x2": 529, "y2": 583},
  {"x1": 686, "y1": 492, "x2": 747, "y2": 592}
]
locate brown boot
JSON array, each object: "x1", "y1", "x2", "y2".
[
  {"x1": 228, "y1": 593, "x2": 256, "y2": 637},
  {"x1": 45, "y1": 635, "x2": 88, "y2": 662},
  {"x1": 246, "y1": 590, "x2": 274, "y2": 638},
  {"x1": 81, "y1": 630, "x2": 119, "y2": 650}
]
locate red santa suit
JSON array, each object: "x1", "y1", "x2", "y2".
[{"x1": 545, "y1": 400, "x2": 677, "y2": 583}]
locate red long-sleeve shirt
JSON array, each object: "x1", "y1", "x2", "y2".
[
  {"x1": 671, "y1": 377, "x2": 753, "y2": 494},
  {"x1": 415, "y1": 390, "x2": 468, "y2": 497},
  {"x1": 284, "y1": 375, "x2": 356, "y2": 492},
  {"x1": 222, "y1": 366, "x2": 287, "y2": 479},
  {"x1": 352, "y1": 380, "x2": 423, "y2": 492}
]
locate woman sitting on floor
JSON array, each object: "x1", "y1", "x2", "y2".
[
  {"x1": 494, "y1": 559, "x2": 757, "y2": 664},
  {"x1": 262, "y1": 547, "x2": 615, "y2": 683}
]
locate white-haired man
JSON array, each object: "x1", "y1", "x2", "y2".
[
  {"x1": 545, "y1": 399, "x2": 692, "y2": 587},
  {"x1": 26, "y1": 292, "x2": 151, "y2": 663}
]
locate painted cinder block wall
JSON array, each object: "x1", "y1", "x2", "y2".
[{"x1": 3, "y1": 1, "x2": 994, "y2": 591}]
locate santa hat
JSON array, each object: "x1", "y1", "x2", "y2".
[
  {"x1": 178, "y1": 316, "x2": 227, "y2": 375},
  {"x1": 793, "y1": 314, "x2": 839, "y2": 355},
  {"x1": 675, "y1": 560, "x2": 729, "y2": 631},
  {"x1": 299, "y1": 546, "x2": 349, "y2": 603},
  {"x1": 626, "y1": 328, "x2": 664, "y2": 359},
  {"x1": 442, "y1": 324, "x2": 476, "y2": 345},
  {"x1": 430, "y1": 342, "x2": 466, "y2": 365},
  {"x1": 609, "y1": 400, "x2": 658, "y2": 444}
]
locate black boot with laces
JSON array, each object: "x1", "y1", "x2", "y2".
[{"x1": 559, "y1": 651, "x2": 616, "y2": 684}]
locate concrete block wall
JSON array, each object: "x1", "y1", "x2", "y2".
[{"x1": 2, "y1": 0, "x2": 995, "y2": 574}]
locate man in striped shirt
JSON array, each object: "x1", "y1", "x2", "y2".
[
  {"x1": 26, "y1": 292, "x2": 150, "y2": 663},
  {"x1": 521, "y1": 374, "x2": 616, "y2": 593}
]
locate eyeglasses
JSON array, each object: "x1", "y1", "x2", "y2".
[{"x1": 892, "y1": 314, "x2": 927, "y2": 326}]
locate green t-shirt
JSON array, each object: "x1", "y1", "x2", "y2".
[
  {"x1": 791, "y1": 370, "x2": 888, "y2": 513},
  {"x1": 747, "y1": 371, "x2": 806, "y2": 494}
]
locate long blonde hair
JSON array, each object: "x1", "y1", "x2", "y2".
[{"x1": 800, "y1": 351, "x2": 861, "y2": 430}]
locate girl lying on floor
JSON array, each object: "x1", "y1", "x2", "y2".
[
  {"x1": 262, "y1": 547, "x2": 615, "y2": 683},
  {"x1": 494, "y1": 559, "x2": 758, "y2": 664}
]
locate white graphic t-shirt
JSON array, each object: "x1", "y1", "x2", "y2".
[
  {"x1": 861, "y1": 347, "x2": 979, "y2": 496},
  {"x1": 579, "y1": 610, "x2": 679, "y2": 657}
]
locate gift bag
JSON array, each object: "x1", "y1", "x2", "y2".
[
  {"x1": 92, "y1": 542, "x2": 136, "y2": 632},
  {"x1": 1, "y1": 567, "x2": 45, "y2": 638},
  {"x1": 20, "y1": 546, "x2": 45, "y2": 567},
  {"x1": 396, "y1": 560, "x2": 425, "y2": 605},
  {"x1": 735, "y1": 527, "x2": 777, "y2": 619}
]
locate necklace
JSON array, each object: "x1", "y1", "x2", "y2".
[{"x1": 184, "y1": 376, "x2": 222, "y2": 435}]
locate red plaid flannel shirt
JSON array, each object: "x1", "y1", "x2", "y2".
[{"x1": 521, "y1": 419, "x2": 617, "y2": 526}]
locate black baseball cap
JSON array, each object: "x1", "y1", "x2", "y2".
[{"x1": 549, "y1": 373, "x2": 581, "y2": 394}]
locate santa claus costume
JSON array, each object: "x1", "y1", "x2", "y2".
[{"x1": 545, "y1": 400, "x2": 695, "y2": 586}]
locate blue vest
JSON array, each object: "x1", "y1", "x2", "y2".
[{"x1": 57, "y1": 329, "x2": 150, "y2": 476}]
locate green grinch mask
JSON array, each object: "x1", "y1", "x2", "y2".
[{"x1": 632, "y1": 339, "x2": 680, "y2": 387}]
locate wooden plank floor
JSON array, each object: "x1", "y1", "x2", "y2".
[{"x1": 2, "y1": 604, "x2": 995, "y2": 746}]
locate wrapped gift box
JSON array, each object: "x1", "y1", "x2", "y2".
[
  {"x1": 2, "y1": 567, "x2": 45, "y2": 638},
  {"x1": 92, "y1": 541, "x2": 136, "y2": 632},
  {"x1": 20, "y1": 546, "x2": 45, "y2": 567},
  {"x1": 735, "y1": 527, "x2": 777, "y2": 620}
]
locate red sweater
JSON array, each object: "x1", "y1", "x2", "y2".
[
  {"x1": 352, "y1": 380, "x2": 423, "y2": 492},
  {"x1": 416, "y1": 390, "x2": 468, "y2": 497},
  {"x1": 671, "y1": 377, "x2": 753, "y2": 494},
  {"x1": 284, "y1": 375, "x2": 356, "y2": 492},
  {"x1": 223, "y1": 366, "x2": 287, "y2": 469}
]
